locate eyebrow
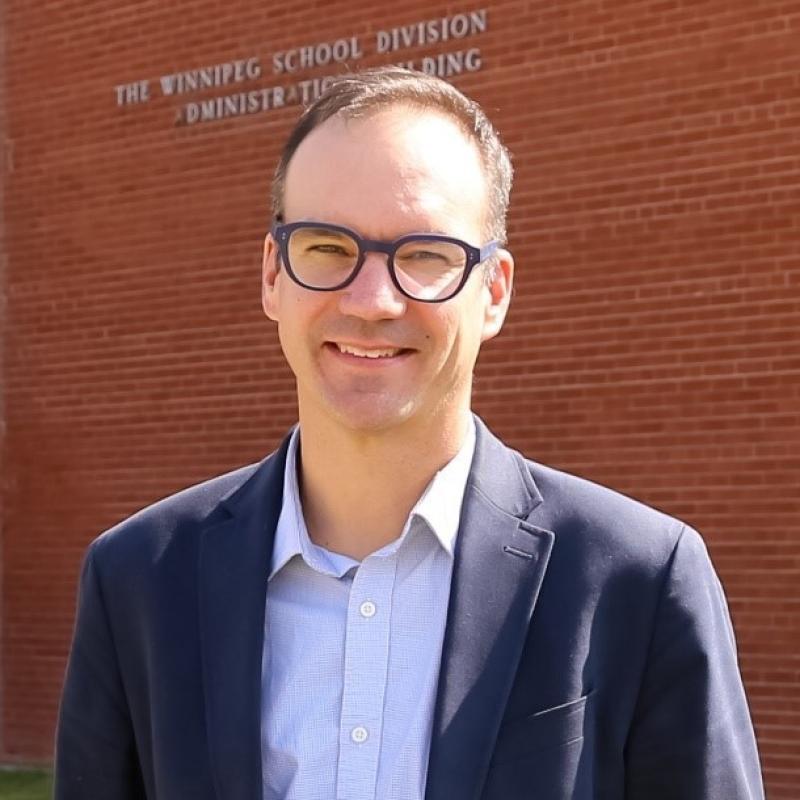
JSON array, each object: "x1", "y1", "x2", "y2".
[
  {"x1": 296, "y1": 222, "x2": 457, "y2": 241},
  {"x1": 297, "y1": 226, "x2": 353, "y2": 237}
]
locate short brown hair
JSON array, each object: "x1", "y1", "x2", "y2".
[{"x1": 271, "y1": 67, "x2": 513, "y2": 241}]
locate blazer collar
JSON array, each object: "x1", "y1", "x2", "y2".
[
  {"x1": 196, "y1": 418, "x2": 553, "y2": 800},
  {"x1": 198, "y1": 433, "x2": 291, "y2": 800},
  {"x1": 426, "y1": 416, "x2": 555, "y2": 800}
]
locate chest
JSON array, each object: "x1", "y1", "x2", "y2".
[{"x1": 261, "y1": 542, "x2": 453, "y2": 799}]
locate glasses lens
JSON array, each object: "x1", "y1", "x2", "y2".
[
  {"x1": 287, "y1": 226, "x2": 360, "y2": 288},
  {"x1": 394, "y1": 238, "x2": 468, "y2": 300}
]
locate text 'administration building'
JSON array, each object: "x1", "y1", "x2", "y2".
[{"x1": 2, "y1": 2, "x2": 798, "y2": 796}]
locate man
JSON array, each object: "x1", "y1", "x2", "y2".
[{"x1": 55, "y1": 68, "x2": 764, "y2": 799}]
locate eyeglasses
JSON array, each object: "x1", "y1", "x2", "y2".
[{"x1": 271, "y1": 220, "x2": 499, "y2": 303}]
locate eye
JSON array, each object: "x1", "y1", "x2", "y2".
[
  {"x1": 396, "y1": 241, "x2": 466, "y2": 268},
  {"x1": 290, "y1": 228, "x2": 359, "y2": 259},
  {"x1": 406, "y1": 249, "x2": 449, "y2": 261},
  {"x1": 307, "y1": 242, "x2": 351, "y2": 255}
]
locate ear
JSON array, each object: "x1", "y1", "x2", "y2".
[
  {"x1": 481, "y1": 248, "x2": 514, "y2": 343},
  {"x1": 261, "y1": 233, "x2": 281, "y2": 322}
]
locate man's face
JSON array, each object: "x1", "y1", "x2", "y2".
[{"x1": 262, "y1": 106, "x2": 513, "y2": 436}]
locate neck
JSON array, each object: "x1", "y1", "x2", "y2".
[{"x1": 296, "y1": 405, "x2": 471, "y2": 560}]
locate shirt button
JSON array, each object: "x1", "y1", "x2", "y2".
[
  {"x1": 351, "y1": 726, "x2": 368, "y2": 743},
  {"x1": 359, "y1": 600, "x2": 377, "y2": 618}
]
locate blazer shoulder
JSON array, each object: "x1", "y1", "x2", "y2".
[
  {"x1": 88, "y1": 460, "x2": 264, "y2": 569},
  {"x1": 524, "y1": 457, "x2": 689, "y2": 567}
]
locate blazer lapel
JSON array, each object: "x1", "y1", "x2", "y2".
[
  {"x1": 426, "y1": 419, "x2": 555, "y2": 800},
  {"x1": 198, "y1": 436, "x2": 290, "y2": 800}
]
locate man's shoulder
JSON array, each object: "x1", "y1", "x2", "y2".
[
  {"x1": 520, "y1": 453, "x2": 692, "y2": 567},
  {"x1": 88, "y1": 459, "x2": 267, "y2": 569},
  {"x1": 528, "y1": 457, "x2": 679, "y2": 526},
  {"x1": 473, "y1": 419, "x2": 693, "y2": 566}
]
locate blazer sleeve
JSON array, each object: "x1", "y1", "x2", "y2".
[
  {"x1": 624, "y1": 525, "x2": 765, "y2": 799},
  {"x1": 54, "y1": 544, "x2": 146, "y2": 800}
]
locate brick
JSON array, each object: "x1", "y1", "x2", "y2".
[{"x1": 2, "y1": 2, "x2": 799, "y2": 796}]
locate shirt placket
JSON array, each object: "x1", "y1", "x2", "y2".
[{"x1": 336, "y1": 553, "x2": 398, "y2": 800}]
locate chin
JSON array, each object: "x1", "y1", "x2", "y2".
[{"x1": 323, "y1": 393, "x2": 422, "y2": 435}]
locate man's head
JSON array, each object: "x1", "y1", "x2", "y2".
[
  {"x1": 271, "y1": 67, "x2": 513, "y2": 243},
  {"x1": 262, "y1": 68, "x2": 515, "y2": 438}
]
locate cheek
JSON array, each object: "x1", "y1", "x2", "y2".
[
  {"x1": 433, "y1": 310, "x2": 476, "y2": 365},
  {"x1": 276, "y1": 298, "x2": 313, "y2": 361},
  {"x1": 278, "y1": 290, "x2": 322, "y2": 337}
]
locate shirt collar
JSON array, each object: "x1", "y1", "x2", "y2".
[
  {"x1": 269, "y1": 418, "x2": 476, "y2": 579},
  {"x1": 269, "y1": 426, "x2": 359, "y2": 580},
  {"x1": 407, "y1": 417, "x2": 475, "y2": 557}
]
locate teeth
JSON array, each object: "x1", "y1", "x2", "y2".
[{"x1": 337, "y1": 343, "x2": 401, "y2": 359}]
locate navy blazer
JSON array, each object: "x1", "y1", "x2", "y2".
[{"x1": 55, "y1": 418, "x2": 764, "y2": 799}]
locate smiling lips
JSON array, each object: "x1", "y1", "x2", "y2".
[{"x1": 334, "y1": 342, "x2": 409, "y2": 359}]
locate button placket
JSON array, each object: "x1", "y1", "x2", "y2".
[{"x1": 336, "y1": 554, "x2": 398, "y2": 799}]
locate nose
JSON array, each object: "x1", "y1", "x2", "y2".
[{"x1": 337, "y1": 252, "x2": 407, "y2": 320}]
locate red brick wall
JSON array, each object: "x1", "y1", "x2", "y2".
[
  {"x1": 2, "y1": 1, "x2": 798, "y2": 795},
  {"x1": 0, "y1": 0, "x2": 7, "y2": 764}
]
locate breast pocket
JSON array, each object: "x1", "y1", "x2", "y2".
[
  {"x1": 483, "y1": 692, "x2": 595, "y2": 800},
  {"x1": 492, "y1": 691, "x2": 594, "y2": 765}
]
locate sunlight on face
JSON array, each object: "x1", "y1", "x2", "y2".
[{"x1": 262, "y1": 107, "x2": 512, "y2": 437}]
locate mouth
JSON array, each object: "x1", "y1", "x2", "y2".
[{"x1": 327, "y1": 342, "x2": 414, "y2": 361}]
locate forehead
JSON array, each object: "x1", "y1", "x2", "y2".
[{"x1": 283, "y1": 106, "x2": 488, "y2": 240}]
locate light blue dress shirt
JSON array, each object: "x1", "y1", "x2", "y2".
[{"x1": 261, "y1": 421, "x2": 476, "y2": 800}]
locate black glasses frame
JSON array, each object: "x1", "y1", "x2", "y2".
[{"x1": 271, "y1": 220, "x2": 500, "y2": 303}]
